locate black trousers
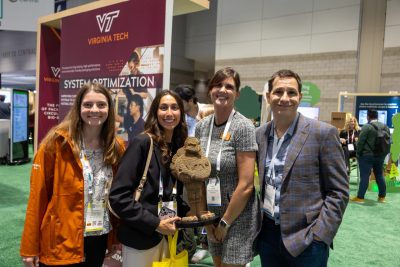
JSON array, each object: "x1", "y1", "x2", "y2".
[{"x1": 39, "y1": 234, "x2": 108, "y2": 267}]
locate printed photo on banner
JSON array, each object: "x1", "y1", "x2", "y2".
[{"x1": 112, "y1": 45, "x2": 164, "y2": 142}]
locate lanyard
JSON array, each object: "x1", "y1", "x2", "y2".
[
  {"x1": 80, "y1": 149, "x2": 95, "y2": 200},
  {"x1": 205, "y1": 109, "x2": 235, "y2": 173},
  {"x1": 347, "y1": 130, "x2": 354, "y2": 143},
  {"x1": 80, "y1": 141, "x2": 110, "y2": 201},
  {"x1": 158, "y1": 172, "x2": 164, "y2": 198},
  {"x1": 266, "y1": 129, "x2": 288, "y2": 183}
]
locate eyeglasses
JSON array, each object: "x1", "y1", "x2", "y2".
[
  {"x1": 81, "y1": 101, "x2": 108, "y2": 110},
  {"x1": 213, "y1": 82, "x2": 236, "y2": 91}
]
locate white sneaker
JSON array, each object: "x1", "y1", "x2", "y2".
[
  {"x1": 191, "y1": 249, "x2": 209, "y2": 263},
  {"x1": 245, "y1": 263, "x2": 251, "y2": 267}
]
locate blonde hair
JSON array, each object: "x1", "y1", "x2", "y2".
[{"x1": 344, "y1": 115, "x2": 361, "y2": 131}]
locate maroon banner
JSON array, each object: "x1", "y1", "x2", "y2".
[
  {"x1": 60, "y1": 0, "x2": 166, "y2": 142},
  {"x1": 37, "y1": 25, "x2": 61, "y2": 145}
]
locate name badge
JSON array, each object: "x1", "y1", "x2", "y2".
[
  {"x1": 347, "y1": 144, "x2": 355, "y2": 152},
  {"x1": 262, "y1": 183, "x2": 276, "y2": 217},
  {"x1": 85, "y1": 199, "x2": 105, "y2": 233},
  {"x1": 158, "y1": 201, "x2": 176, "y2": 220},
  {"x1": 206, "y1": 177, "x2": 222, "y2": 206}
]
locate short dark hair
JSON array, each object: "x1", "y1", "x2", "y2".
[
  {"x1": 367, "y1": 109, "x2": 378, "y2": 119},
  {"x1": 173, "y1": 84, "x2": 197, "y2": 104},
  {"x1": 129, "y1": 94, "x2": 144, "y2": 117},
  {"x1": 208, "y1": 67, "x2": 240, "y2": 93},
  {"x1": 268, "y1": 69, "x2": 302, "y2": 93},
  {"x1": 128, "y1": 51, "x2": 140, "y2": 63},
  {"x1": 0, "y1": 95, "x2": 5, "y2": 102}
]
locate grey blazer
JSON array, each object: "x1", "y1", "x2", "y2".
[{"x1": 256, "y1": 114, "x2": 349, "y2": 257}]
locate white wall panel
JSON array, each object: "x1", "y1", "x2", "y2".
[
  {"x1": 218, "y1": 21, "x2": 262, "y2": 44},
  {"x1": 261, "y1": 36, "x2": 311, "y2": 56},
  {"x1": 216, "y1": 0, "x2": 362, "y2": 60},
  {"x1": 312, "y1": 6, "x2": 359, "y2": 34},
  {"x1": 0, "y1": 31, "x2": 36, "y2": 73},
  {"x1": 313, "y1": 0, "x2": 360, "y2": 11},
  {"x1": 216, "y1": 41, "x2": 261, "y2": 60},
  {"x1": 311, "y1": 30, "x2": 358, "y2": 53},
  {"x1": 186, "y1": 10, "x2": 217, "y2": 38},
  {"x1": 262, "y1": 13, "x2": 312, "y2": 39},
  {"x1": 386, "y1": 0, "x2": 400, "y2": 26},
  {"x1": 0, "y1": 0, "x2": 53, "y2": 31},
  {"x1": 172, "y1": 42, "x2": 186, "y2": 56},
  {"x1": 384, "y1": 26, "x2": 400, "y2": 48},
  {"x1": 186, "y1": 41, "x2": 216, "y2": 63},
  {"x1": 218, "y1": 0, "x2": 263, "y2": 25},
  {"x1": 183, "y1": 0, "x2": 217, "y2": 73},
  {"x1": 262, "y1": 0, "x2": 313, "y2": 19}
]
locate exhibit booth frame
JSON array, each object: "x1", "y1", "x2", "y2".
[
  {"x1": 337, "y1": 91, "x2": 400, "y2": 127},
  {"x1": 34, "y1": 0, "x2": 209, "y2": 152}
]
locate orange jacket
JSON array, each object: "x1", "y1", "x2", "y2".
[{"x1": 20, "y1": 130, "x2": 125, "y2": 265}]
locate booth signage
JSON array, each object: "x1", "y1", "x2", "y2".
[
  {"x1": 301, "y1": 82, "x2": 320, "y2": 106},
  {"x1": 355, "y1": 96, "x2": 400, "y2": 128}
]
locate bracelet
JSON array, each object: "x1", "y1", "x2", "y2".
[{"x1": 219, "y1": 218, "x2": 231, "y2": 229}]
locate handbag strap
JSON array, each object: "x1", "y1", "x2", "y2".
[
  {"x1": 134, "y1": 133, "x2": 154, "y2": 201},
  {"x1": 108, "y1": 133, "x2": 154, "y2": 219},
  {"x1": 168, "y1": 231, "x2": 179, "y2": 257}
]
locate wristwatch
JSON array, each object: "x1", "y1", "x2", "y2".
[{"x1": 219, "y1": 218, "x2": 231, "y2": 229}]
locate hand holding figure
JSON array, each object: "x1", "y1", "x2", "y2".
[{"x1": 156, "y1": 216, "x2": 181, "y2": 235}]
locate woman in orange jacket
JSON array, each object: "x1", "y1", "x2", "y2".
[{"x1": 20, "y1": 83, "x2": 125, "y2": 267}]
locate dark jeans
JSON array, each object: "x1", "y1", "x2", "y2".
[
  {"x1": 39, "y1": 234, "x2": 108, "y2": 267},
  {"x1": 257, "y1": 217, "x2": 329, "y2": 267},
  {"x1": 357, "y1": 155, "x2": 386, "y2": 198}
]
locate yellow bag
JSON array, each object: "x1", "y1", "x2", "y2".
[{"x1": 153, "y1": 231, "x2": 188, "y2": 267}]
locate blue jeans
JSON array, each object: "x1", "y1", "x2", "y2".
[
  {"x1": 257, "y1": 217, "x2": 329, "y2": 267},
  {"x1": 357, "y1": 155, "x2": 386, "y2": 198}
]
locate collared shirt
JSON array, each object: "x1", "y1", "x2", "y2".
[
  {"x1": 264, "y1": 113, "x2": 299, "y2": 224},
  {"x1": 186, "y1": 114, "x2": 197, "y2": 137}
]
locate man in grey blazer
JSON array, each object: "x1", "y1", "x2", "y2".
[{"x1": 256, "y1": 69, "x2": 349, "y2": 267}]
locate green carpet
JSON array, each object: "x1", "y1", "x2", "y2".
[{"x1": 1, "y1": 147, "x2": 399, "y2": 267}]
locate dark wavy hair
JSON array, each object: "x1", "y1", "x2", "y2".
[
  {"x1": 41, "y1": 82, "x2": 123, "y2": 165},
  {"x1": 144, "y1": 90, "x2": 188, "y2": 163}
]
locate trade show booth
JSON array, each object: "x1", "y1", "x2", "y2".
[{"x1": 0, "y1": 89, "x2": 30, "y2": 164}]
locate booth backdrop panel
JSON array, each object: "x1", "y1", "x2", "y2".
[
  {"x1": 355, "y1": 96, "x2": 400, "y2": 128},
  {"x1": 59, "y1": 0, "x2": 166, "y2": 119},
  {"x1": 38, "y1": 26, "x2": 61, "y2": 144}
]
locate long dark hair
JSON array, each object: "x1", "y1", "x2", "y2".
[
  {"x1": 144, "y1": 90, "x2": 187, "y2": 163},
  {"x1": 41, "y1": 82, "x2": 123, "y2": 165}
]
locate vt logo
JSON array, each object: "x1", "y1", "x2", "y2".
[
  {"x1": 96, "y1": 10, "x2": 120, "y2": 33},
  {"x1": 51, "y1": 67, "x2": 60, "y2": 78}
]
